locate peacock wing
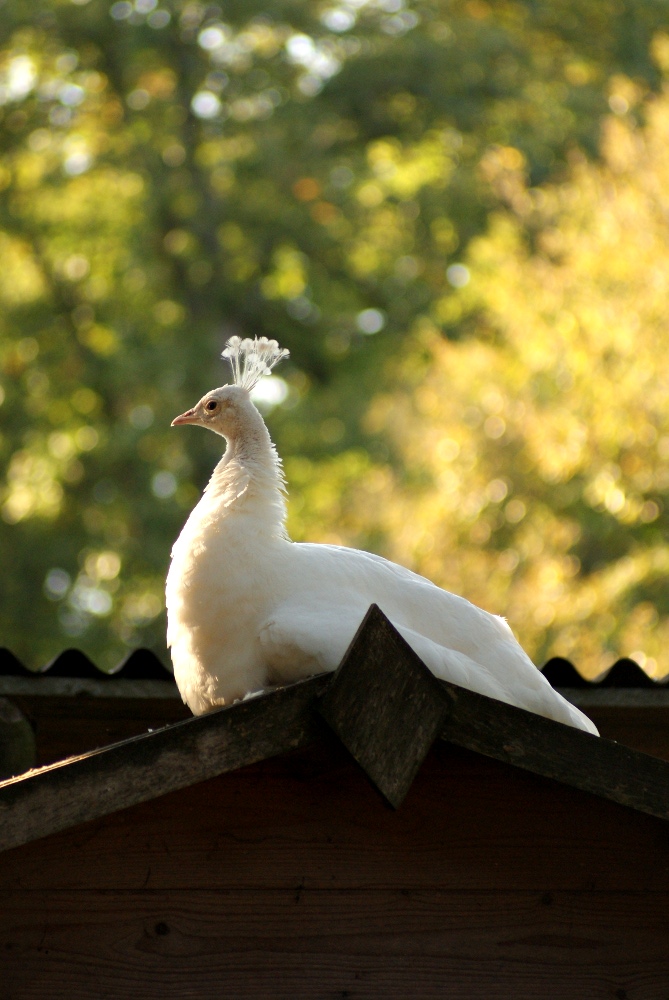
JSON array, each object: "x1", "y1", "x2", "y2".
[{"x1": 258, "y1": 602, "x2": 364, "y2": 687}]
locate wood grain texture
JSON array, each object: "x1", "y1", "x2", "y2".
[
  {"x1": 438, "y1": 680, "x2": 669, "y2": 822},
  {"x1": 7, "y1": 688, "x2": 669, "y2": 773},
  {"x1": 3, "y1": 741, "x2": 669, "y2": 999},
  {"x1": 2, "y1": 887, "x2": 669, "y2": 1000},
  {"x1": 318, "y1": 605, "x2": 448, "y2": 806},
  {"x1": 581, "y1": 706, "x2": 669, "y2": 760},
  {"x1": 1, "y1": 743, "x2": 668, "y2": 895},
  {"x1": 7, "y1": 692, "x2": 190, "y2": 766},
  {"x1": 5, "y1": 606, "x2": 669, "y2": 858},
  {"x1": 0, "y1": 674, "x2": 330, "y2": 854},
  {"x1": 350, "y1": 609, "x2": 669, "y2": 823},
  {"x1": 0, "y1": 697, "x2": 36, "y2": 779}
]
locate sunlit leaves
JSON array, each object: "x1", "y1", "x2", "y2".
[
  {"x1": 1, "y1": 0, "x2": 669, "y2": 671},
  {"x1": 260, "y1": 245, "x2": 308, "y2": 301},
  {"x1": 337, "y1": 86, "x2": 669, "y2": 675}
]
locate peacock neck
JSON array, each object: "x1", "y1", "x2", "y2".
[{"x1": 203, "y1": 410, "x2": 287, "y2": 537}]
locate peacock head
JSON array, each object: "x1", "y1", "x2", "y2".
[
  {"x1": 171, "y1": 383, "x2": 254, "y2": 438},
  {"x1": 171, "y1": 336, "x2": 289, "y2": 439}
]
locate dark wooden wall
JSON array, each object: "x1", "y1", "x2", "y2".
[
  {"x1": 2, "y1": 735, "x2": 669, "y2": 999},
  {"x1": 7, "y1": 691, "x2": 190, "y2": 766},
  {"x1": 9, "y1": 688, "x2": 669, "y2": 767},
  {"x1": 588, "y1": 704, "x2": 669, "y2": 759}
]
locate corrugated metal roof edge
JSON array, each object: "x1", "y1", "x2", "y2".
[
  {"x1": 1, "y1": 647, "x2": 668, "y2": 687},
  {"x1": 0, "y1": 647, "x2": 171, "y2": 680}
]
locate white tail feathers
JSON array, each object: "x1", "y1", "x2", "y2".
[{"x1": 222, "y1": 336, "x2": 289, "y2": 392}]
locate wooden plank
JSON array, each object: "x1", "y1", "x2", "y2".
[
  {"x1": 2, "y1": 887, "x2": 669, "y2": 999},
  {"x1": 7, "y1": 693, "x2": 191, "y2": 766},
  {"x1": 318, "y1": 605, "x2": 448, "y2": 807},
  {"x1": 11, "y1": 685, "x2": 669, "y2": 774},
  {"x1": 1, "y1": 742, "x2": 668, "y2": 894},
  {"x1": 0, "y1": 674, "x2": 330, "y2": 854},
  {"x1": 578, "y1": 706, "x2": 669, "y2": 761},
  {"x1": 438, "y1": 680, "x2": 669, "y2": 822},
  {"x1": 0, "y1": 697, "x2": 36, "y2": 779},
  {"x1": 354, "y1": 608, "x2": 669, "y2": 823},
  {"x1": 558, "y1": 689, "x2": 669, "y2": 706},
  {"x1": 4, "y1": 605, "x2": 669, "y2": 857},
  {"x1": 0, "y1": 677, "x2": 181, "y2": 699}
]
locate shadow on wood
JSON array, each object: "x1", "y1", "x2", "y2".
[{"x1": 2, "y1": 605, "x2": 669, "y2": 857}]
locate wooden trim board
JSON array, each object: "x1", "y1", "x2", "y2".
[{"x1": 2, "y1": 606, "x2": 669, "y2": 854}]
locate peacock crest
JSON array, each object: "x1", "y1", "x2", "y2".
[{"x1": 222, "y1": 336, "x2": 289, "y2": 392}]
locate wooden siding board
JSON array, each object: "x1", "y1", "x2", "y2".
[
  {"x1": 4, "y1": 607, "x2": 669, "y2": 856},
  {"x1": 0, "y1": 674, "x2": 330, "y2": 854},
  {"x1": 582, "y1": 706, "x2": 669, "y2": 760},
  {"x1": 2, "y1": 888, "x2": 669, "y2": 1000},
  {"x1": 6, "y1": 689, "x2": 669, "y2": 777},
  {"x1": 438, "y1": 680, "x2": 669, "y2": 822},
  {"x1": 7, "y1": 692, "x2": 190, "y2": 767},
  {"x1": 1, "y1": 744, "x2": 668, "y2": 895},
  {"x1": 320, "y1": 607, "x2": 669, "y2": 823}
]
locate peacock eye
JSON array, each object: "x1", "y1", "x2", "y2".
[{"x1": 205, "y1": 400, "x2": 218, "y2": 412}]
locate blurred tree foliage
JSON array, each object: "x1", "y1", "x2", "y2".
[
  {"x1": 0, "y1": 0, "x2": 667, "y2": 671},
  {"x1": 299, "y1": 73, "x2": 669, "y2": 677}
]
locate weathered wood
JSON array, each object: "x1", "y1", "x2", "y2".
[
  {"x1": 0, "y1": 673, "x2": 329, "y2": 854},
  {"x1": 439, "y1": 679, "x2": 669, "y2": 822},
  {"x1": 0, "y1": 677, "x2": 181, "y2": 699},
  {"x1": 318, "y1": 605, "x2": 448, "y2": 807},
  {"x1": 4, "y1": 740, "x2": 669, "y2": 999},
  {"x1": 0, "y1": 698, "x2": 36, "y2": 780},
  {"x1": 2, "y1": 886, "x2": 669, "y2": 999},
  {"x1": 6, "y1": 690, "x2": 190, "y2": 767},
  {"x1": 339, "y1": 609, "x2": 669, "y2": 822},
  {"x1": 559, "y1": 689, "x2": 669, "y2": 707},
  {"x1": 1, "y1": 743, "x2": 668, "y2": 895},
  {"x1": 4, "y1": 617, "x2": 669, "y2": 1000},
  {"x1": 7, "y1": 677, "x2": 669, "y2": 772},
  {"x1": 581, "y1": 705, "x2": 669, "y2": 760},
  {"x1": 5, "y1": 605, "x2": 669, "y2": 856}
]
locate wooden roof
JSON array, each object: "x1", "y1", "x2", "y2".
[{"x1": 2, "y1": 604, "x2": 669, "y2": 856}]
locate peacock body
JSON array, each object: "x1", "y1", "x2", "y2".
[{"x1": 166, "y1": 337, "x2": 598, "y2": 735}]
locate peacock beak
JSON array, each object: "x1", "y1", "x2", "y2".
[{"x1": 171, "y1": 407, "x2": 199, "y2": 427}]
